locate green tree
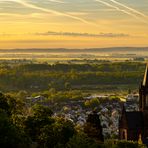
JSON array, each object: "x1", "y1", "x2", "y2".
[
  {"x1": 0, "y1": 93, "x2": 9, "y2": 113},
  {"x1": 32, "y1": 104, "x2": 53, "y2": 117},
  {"x1": 67, "y1": 133, "x2": 101, "y2": 148},
  {"x1": 0, "y1": 94, "x2": 30, "y2": 148},
  {"x1": 38, "y1": 118, "x2": 75, "y2": 148},
  {"x1": 24, "y1": 105, "x2": 54, "y2": 141},
  {"x1": 104, "y1": 140, "x2": 146, "y2": 148},
  {"x1": 115, "y1": 140, "x2": 146, "y2": 148}
]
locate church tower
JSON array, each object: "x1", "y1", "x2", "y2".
[
  {"x1": 139, "y1": 64, "x2": 148, "y2": 112},
  {"x1": 119, "y1": 63, "x2": 148, "y2": 144}
]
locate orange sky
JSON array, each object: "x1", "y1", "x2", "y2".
[{"x1": 0, "y1": 0, "x2": 148, "y2": 48}]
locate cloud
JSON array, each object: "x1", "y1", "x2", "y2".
[
  {"x1": 48, "y1": 0, "x2": 66, "y2": 3},
  {"x1": 34, "y1": 31, "x2": 130, "y2": 38},
  {"x1": 94, "y1": 0, "x2": 139, "y2": 19},
  {"x1": 94, "y1": 0, "x2": 148, "y2": 23},
  {"x1": 0, "y1": 0, "x2": 93, "y2": 25},
  {"x1": 0, "y1": 31, "x2": 130, "y2": 38},
  {"x1": 109, "y1": 0, "x2": 148, "y2": 18}
]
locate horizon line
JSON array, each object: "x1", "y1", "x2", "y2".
[{"x1": 0, "y1": 46, "x2": 148, "y2": 50}]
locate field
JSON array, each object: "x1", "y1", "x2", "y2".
[
  {"x1": 0, "y1": 58, "x2": 145, "y2": 95},
  {"x1": 0, "y1": 47, "x2": 147, "y2": 64}
]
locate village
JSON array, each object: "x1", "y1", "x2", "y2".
[{"x1": 26, "y1": 92, "x2": 139, "y2": 138}]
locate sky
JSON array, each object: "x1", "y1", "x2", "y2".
[{"x1": 0, "y1": 0, "x2": 148, "y2": 49}]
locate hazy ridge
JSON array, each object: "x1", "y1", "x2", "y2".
[{"x1": 0, "y1": 47, "x2": 148, "y2": 53}]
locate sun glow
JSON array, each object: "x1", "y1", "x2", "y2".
[{"x1": 0, "y1": 0, "x2": 148, "y2": 48}]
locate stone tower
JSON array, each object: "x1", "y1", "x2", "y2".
[
  {"x1": 139, "y1": 64, "x2": 148, "y2": 111},
  {"x1": 84, "y1": 111, "x2": 104, "y2": 142},
  {"x1": 119, "y1": 63, "x2": 148, "y2": 145}
]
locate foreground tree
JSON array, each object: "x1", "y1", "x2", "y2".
[
  {"x1": 67, "y1": 133, "x2": 102, "y2": 148},
  {"x1": 0, "y1": 93, "x2": 30, "y2": 148},
  {"x1": 24, "y1": 104, "x2": 54, "y2": 141},
  {"x1": 38, "y1": 118, "x2": 75, "y2": 148}
]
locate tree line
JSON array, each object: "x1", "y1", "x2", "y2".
[{"x1": 0, "y1": 62, "x2": 145, "y2": 92}]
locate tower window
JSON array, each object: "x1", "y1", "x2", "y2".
[
  {"x1": 123, "y1": 131, "x2": 126, "y2": 139},
  {"x1": 146, "y1": 96, "x2": 148, "y2": 106},
  {"x1": 122, "y1": 130, "x2": 127, "y2": 140}
]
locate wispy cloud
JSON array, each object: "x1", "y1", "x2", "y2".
[
  {"x1": 0, "y1": 31, "x2": 130, "y2": 38},
  {"x1": 0, "y1": 13, "x2": 24, "y2": 17},
  {"x1": 94, "y1": 0, "x2": 139, "y2": 19},
  {"x1": 109, "y1": 0, "x2": 148, "y2": 18},
  {"x1": 0, "y1": 0, "x2": 93, "y2": 25},
  {"x1": 48, "y1": 0, "x2": 66, "y2": 3},
  {"x1": 34, "y1": 31, "x2": 130, "y2": 38},
  {"x1": 94, "y1": 0, "x2": 148, "y2": 23}
]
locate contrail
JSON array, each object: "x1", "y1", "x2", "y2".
[
  {"x1": 1, "y1": 0, "x2": 93, "y2": 25},
  {"x1": 95, "y1": 0, "x2": 139, "y2": 19},
  {"x1": 48, "y1": 0, "x2": 66, "y2": 3},
  {"x1": 94, "y1": 0, "x2": 148, "y2": 23},
  {"x1": 109, "y1": 0, "x2": 148, "y2": 18},
  {"x1": 17, "y1": 0, "x2": 89, "y2": 24}
]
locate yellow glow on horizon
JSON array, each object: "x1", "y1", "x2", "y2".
[
  {"x1": 0, "y1": 0, "x2": 148, "y2": 48},
  {"x1": 0, "y1": 33, "x2": 147, "y2": 49}
]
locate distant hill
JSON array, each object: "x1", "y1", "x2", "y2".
[{"x1": 0, "y1": 47, "x2": 148, "y2": 53}]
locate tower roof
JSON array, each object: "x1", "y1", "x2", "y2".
[{"x1": 143, "y1": 64, "x2": 148, "y2": 86}]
